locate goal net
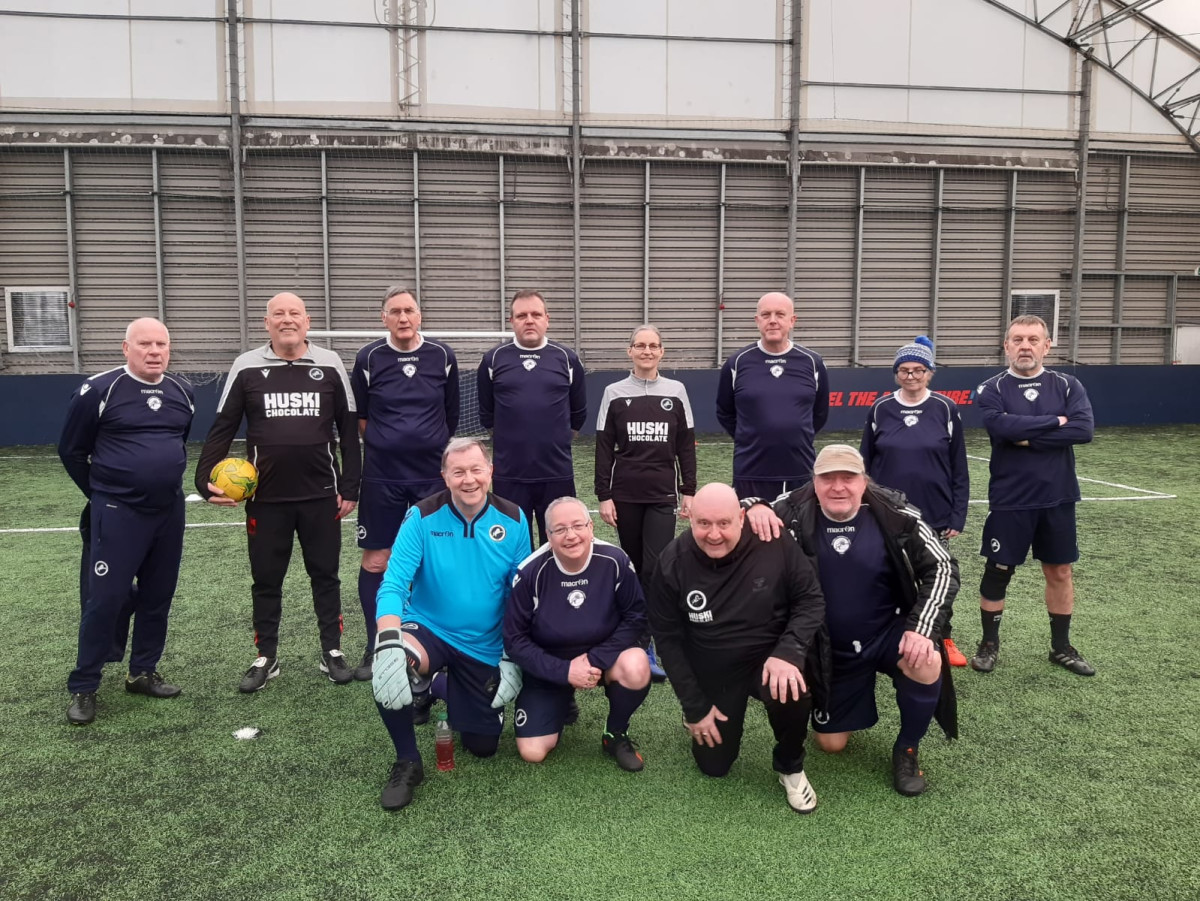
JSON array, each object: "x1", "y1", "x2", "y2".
[{"x1": 307, "y1": 329, "x2": 510, "y2": 438}]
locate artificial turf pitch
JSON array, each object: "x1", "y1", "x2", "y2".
[{"x1": 1, "y1": 426, "x2": 1197, "y2": 901}]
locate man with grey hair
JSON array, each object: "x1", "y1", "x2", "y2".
[
  {"x1": 350, "y1": 286, "x2": 459, "y2": 680},
  {"x1": 745, "y1": 444, "x2": 958, "y2": 797},
  {"x1": 371, "y1": 437, "x2": 531, "y2": 810},
  {"x1": 196, "y1": 291, "x2": 361, "y2": 693},
  {"x1": 717, "y1": 292, "x2": 829, "y2": 500},
  {"x1": 971, "y1": 315, "x2": 1095, "y2": 676},
  {"x1": 59, "y1": 318, "x2": 195, "y2": 725}
]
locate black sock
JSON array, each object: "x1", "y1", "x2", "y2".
[
  {"x1": 357, "y1": 567, "x2": 383, "y2": 650},
  {"x1": 1049, "y1": 613, "x2": 1072, "y2": 651},
  {"x1": 981, "y1": 609, "x2": 1003, "y2": 644},
  {"x1": 604, "y1": 681, "x2": 650, "y2": 735}
]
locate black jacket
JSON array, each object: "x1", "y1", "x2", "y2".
[
  {"x1": 765, "y1": 481, "x2": 960, "y2": 738},
  {"x1": 647, "y1": 527, "x2": 828, "y2": 723}
]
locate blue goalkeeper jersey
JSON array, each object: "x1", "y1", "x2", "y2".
[
  {"x1": 716, "y1": 341, "x2": 830, "y2": 482},
  {"x1": 976, "y1": 367, "x2": 1094, "y2": 511},
  {"x1": 376, "y1": 489, "x2": 531, "y2": 664},
  {"x1": 351, "y1": 335, "x2": 459, "y2": 486}
]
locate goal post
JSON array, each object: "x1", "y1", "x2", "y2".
[{"x1": 307, "y1": 329, "x2": 511, "y2": 437}]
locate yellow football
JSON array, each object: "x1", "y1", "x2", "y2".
[{"x1": 210, "y1": 457, "x2": 259, "y2": 502}]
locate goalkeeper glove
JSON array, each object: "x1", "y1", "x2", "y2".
[
  {"x1": 490, "y1": 654, "x2": 523, "y2": 708},
  {"x1": 372, "y1": 628, "x2": 413, "y2": 710}
]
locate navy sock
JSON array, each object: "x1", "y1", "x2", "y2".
[
  {"x1": 430, "y1": 671, "x2": 448, "y2": 702},
  {"x1": 981, "y1": 609, "x2": 1003, "y2": 644},
  {"x1": 1049, "y1": 613, "x2": 1072, "y2": 651},
  {"x1": 376, "y1": 702, "x2": 421, "y2": 764},
  {"x1": 357, "y1": 568, "x2": 383, "y2": 650},
  {"x1": 604, "y1": 681, "x2": 650, "y2": 735},
  {"x1": 895, "y1": 674, "x2": 942, "y2": 750}
]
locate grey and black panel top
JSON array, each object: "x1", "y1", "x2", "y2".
[
  {"x1": 195, "y1": 341, "x2": 361, "y2": 503},
  {"x1": 595, "y1": 372, "x2": 697, "y2": 504}
]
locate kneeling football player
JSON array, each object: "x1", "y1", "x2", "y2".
[
  {"x1": 503, "y1": 497, "x2": 651, "y2": 771},
  {"x1": 372, "y1": 438, "x2": 531, "y2": 811}
]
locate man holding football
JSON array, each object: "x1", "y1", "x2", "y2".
[
  {"x1": 59, "y1": 318, "x2": 195, "y2": 725},
  {"x1": 195, "y1": 292, "x2": 361, "y2": 693}
]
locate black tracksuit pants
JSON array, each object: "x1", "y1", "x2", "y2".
[{"x1": 246, "y1": 496, "x2": 343, "y2": 657}]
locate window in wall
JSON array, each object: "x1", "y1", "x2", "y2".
[
  {"x1": 5, "y1": 287, "x2": 73, "y2": 351},
  {"x1": 1009, "y1": 290, "x2": 1059, "y2": 344}
]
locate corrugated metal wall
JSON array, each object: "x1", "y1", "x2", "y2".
[{"x1": 3, "y1": 145, "x2": 1200, "y2": 375}]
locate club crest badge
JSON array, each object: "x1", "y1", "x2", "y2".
[
  {"x1": 402, "y1": 363, "x2": 416, "y2": 378},
  {"x1": 147, "y1": 396, "x2": 162, "y2": 411},
  {"x1": 515, "y1": 709, "x2": 528, "y2": 727},
  {"x1": 1024, "y1": 388, "x2": 1039, "y2": 401},
  {"x1": 489, "y1": 524, "x2": 506, "y2": 541},
  {"x1": 356, "y1": 525, "x2": 367, "y2": 540},
  {"x1": 904, "y1": 414, "x2": 918, "y2": 427},
  {"x1": 686, "y1": 590, "x2": 707, "y2": 611},
  {"x1": 832, "y1": 536, "x2": 851, "y2": 555},
  {"x1": 309, "y1": 368, "x2": 324, "y2": 381},
  {"x1": 523, "y1": 359, "x2": 537, "y2": 371},
  {"x1": 660, "y1": 398, "x2": 673, "y2": 411},
  {"x1": 94, "y1": 561, "x2": 109, "y2": 577},
  {"x1": 568, "y1": 589, "x2": 586, "y2": 609},
  {"x1": 770, "y1": 365, "x2": 784, "y2": 378},
  {"x1": 990, "y1": 538, "x2": 1001, "y2": 553}
]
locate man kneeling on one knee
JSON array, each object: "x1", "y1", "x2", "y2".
[
  {"x1": 746, "y1": 444, "x2": 959, "y2": 796},
  {"x1": 647, "y1": 483, "x2": 827, "y2": 813},
  {"x1": 371, "y1": 438, "x2": 531, "y2": 811},
  {"x1": 503, "y1": 497, "x2": 651, "y2": 772}
]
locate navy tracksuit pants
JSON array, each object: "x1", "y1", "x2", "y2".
[{"x1": 68, "y1": 492, "x2": 184, "y2": 693}]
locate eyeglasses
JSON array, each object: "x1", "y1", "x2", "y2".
[
  {"x1": 385, "y1": 307, "x2": 418, "y2": 318},
  {"x1": 549, "y1": 520, "x2": 593, "y2": 538},
  {"x1": 897, "y1": 368, "x2": 928, "y2": 379},
  {"x1": 631, "y1": 343, "x2": 662, "y2": 351}
]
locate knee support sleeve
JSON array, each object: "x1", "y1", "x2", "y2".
[{"x1": 979, "y1": 561, "x2": 1013, "y2": 602}]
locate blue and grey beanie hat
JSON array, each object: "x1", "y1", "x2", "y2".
[{"x1": 893, "y1": 335, "x2": 935, "y2": 372}]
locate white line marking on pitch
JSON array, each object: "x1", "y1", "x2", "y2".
[{"x1": 966, "y1": 453, "x2": 1174, "y2": 500}]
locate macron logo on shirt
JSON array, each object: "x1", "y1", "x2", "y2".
[{"x1": 264, "y1": 392, "x2": 321, "y2": 418}]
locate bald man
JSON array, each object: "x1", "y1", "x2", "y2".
[
  {"x1": 59, "y1": 318, "x2": 195, "y2": 725},
  {"x1": 646, "y1": 483, "x2": 827, "y2": 813},
  {"x1": 196, "y1": 292, "x2": 362, "y2": 692},
  {"x1": 716, "y1": 292, "x2": 830, "y2": 500}
]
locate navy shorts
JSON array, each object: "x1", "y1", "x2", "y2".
[
  {"x1": 813, "y1": 617, "x2": 908, "y2": 735},
  {"x1": 980, "y1": 503, "x2": 1078, "y2": 567},
  {"x1": 357, "y1": 478, "x2": 443, "y2": 550},
  {"x1": 401, "y1": 623, "x2": 505, "y2": 736},
  {"x1": 492, "y1": 477, "x2": 575, "y2": 545},
  {"x1": 513, "y1": 673, "x2": 575, "y2": 738}
]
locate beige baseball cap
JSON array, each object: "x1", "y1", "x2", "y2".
[{"x1": 812, "y1": 444, "x2": 866, "y2": 476}]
